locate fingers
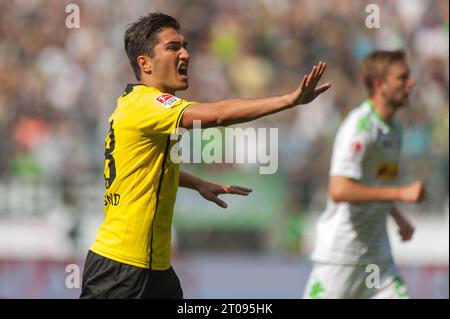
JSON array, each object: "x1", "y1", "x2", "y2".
[
  {"x1": 223, "y1": 185, "x2": 252, "y2": 195},
  {"x1": 399, "y1": 230, "x2": 406, "y2": 241},
  {"x1": 312, "y1": 61, "x2": 326, "y2": 84},
  {"x1": 211, "y1": 195, "x2": 228, "y2": 208},
  {"x1": 399, "y1": 230, "x2": 408, "y2": 241},
  {"x1": 315, "y1": 82, "x2": 331, "y2": 95},
  {"x1": 316, "y1": 61, "x2": 326, "y2": 82},
  {"x1": 235, "y1": 186, "x2": 253, "y2": 192},
  {"x1": 313, "y1": 62, "x2": 322, "y2": 78},
  {"x1": 305, "y1": 61, "x2": 327, "y2": 87},
  {"x1": 299, "y1": 74, "x2": 307, "y2": 92},
  {"x1": 399, "y1": 224, "x2": 414, "y2": 241},
  {"x1": 317, "y1": 61, "x2": 327, "y2": 77},
  {"x1": 401, "y1": 181, "x2": 426, "y2": 203},
  {"x1": 305, "y1": 65, "x2": 317, "y2": 86},
  {"x1": 207, "y1": 185, "x2": 252, "y2": 209}
]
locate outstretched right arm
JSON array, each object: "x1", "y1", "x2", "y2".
[{"x1": 181, "y1": 61, "x2": 331, "y2": 129}]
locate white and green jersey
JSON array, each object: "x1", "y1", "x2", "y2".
[{"x1": 311, "y1": 100, "x2": 402, "y2": 265}]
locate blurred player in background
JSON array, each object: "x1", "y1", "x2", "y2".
[
  {"x1": 80, "y1": 12, "x2": 330, "y2": 299},
  {"x1": 304, "y1": 50, "x2": 426, "y2": 299}
]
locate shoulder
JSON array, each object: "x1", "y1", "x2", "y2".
[
  {"x1": 139, "y1": 88, "x2": 189, "y2": 110},
  {"x1": 339, "y1": 102, "x2": 373, "y2": 136},
  {"x1": 117, "y1": 85, "x2": 173, "y2": 108}
]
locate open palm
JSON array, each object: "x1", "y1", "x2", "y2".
[{"x1": 293, "y1": 61, "x2": 331, "y2": 105}]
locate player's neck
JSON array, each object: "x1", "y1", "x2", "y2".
[
  {"x1": 138, "y1": 79, "x2": 175, "y2": 95},
  {"x1": 369, "y1": 95, "x2": 395, "y2": 123}
]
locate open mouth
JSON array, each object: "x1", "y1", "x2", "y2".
[{"x1": 178, "y1": 64, "x2": 188, "y2": 79}]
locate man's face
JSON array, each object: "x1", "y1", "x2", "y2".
[
  {"x1": 148, "y1": 28, "x2": 190, "y2": 94},
  {"x1": 381, "y1": 61, "x2": 415, "y2": 108}
]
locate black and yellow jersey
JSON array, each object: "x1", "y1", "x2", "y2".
[{"x1": 90, "y1": 84, "x2": 196, "y2": 270}]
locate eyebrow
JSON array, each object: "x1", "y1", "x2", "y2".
[
  {"x1": 400, "y1": 71, "x2": 410, "y2": 77},
  {"x1": 165, "y1": 40, "x2": 188, "y2": 47}
]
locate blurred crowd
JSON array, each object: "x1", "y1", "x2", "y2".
[{"x1": 0, "y1": 0, "x2": 448, "y2": 249}]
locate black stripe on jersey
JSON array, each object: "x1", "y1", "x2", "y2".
[
  {"x1": 122, "y1": 83, "x2": 146, "y2": 97},
  {"x1": 174, "y1": 104, "x2": 193, "y2": 129},
  {"x1": 175, "y1": 103, "x2": 192, "y2": 131},
  {"x1": 149, "y1": 135, "x2": 171, "y2": 269}
]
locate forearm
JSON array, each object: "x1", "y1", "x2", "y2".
[
  {"x1": 179, "y1": 171, "x2": 203, "y2": 190},
  {"x1": 182, "y1": 95, "x2": 292, "y2": 128},
  {"x1": 389, "y1": 206, "x2": 408, "y2": 224},
  {"x1": 389, "y1": 205, "x2": 401, "y2": 220},
  {"x1": 212, "y1": 95, "x2": 294, "y2": 126},
  {"x1": 329, "y1": 176, "x2": 403, "y2": 203}
]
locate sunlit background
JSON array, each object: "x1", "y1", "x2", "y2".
[{"x1": 0, "y1": 0, "x2": 448, "y2": 298}]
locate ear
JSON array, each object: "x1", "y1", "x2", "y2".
[
  {"x1": 137, "y1": 55, "x2": 152, "y2": 75},
  {"x1": 373, "y1": 78, "x2": 384, "y2": 93}
]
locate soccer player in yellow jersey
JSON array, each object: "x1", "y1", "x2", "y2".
[{"x1": 80, "y1": 12, "x2": 331, "y2": 299}]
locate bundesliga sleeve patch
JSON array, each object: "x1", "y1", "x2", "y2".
[
  {"x1": 155, "y1": 94, "x2": 180, "y2": 108},
  {"x1": 351, "y1": 141, "x2": 363, "y2": 154}
]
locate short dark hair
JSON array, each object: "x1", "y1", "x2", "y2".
[
  {"x1": 124, "y1": 12, "x2": 180, "y2": 80},
  {"x1": 361, "y1": 50, "x2": 406, "y2": 96}
]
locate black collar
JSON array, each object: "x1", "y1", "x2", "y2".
[{"x1": 123, "y1": 83, "x2": 146, "y2": 96}]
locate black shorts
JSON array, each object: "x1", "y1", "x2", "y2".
[{"x1": 80, "y1": 250, "x2": 183, "y2": 299}]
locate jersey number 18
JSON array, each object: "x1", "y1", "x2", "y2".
[{"x1": 104, "y1": 120, "x2": 116, "y2": 189}]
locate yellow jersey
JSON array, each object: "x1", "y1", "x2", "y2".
[{"x1": 90, "y1": 84, "x2": 195, "y2": 270}]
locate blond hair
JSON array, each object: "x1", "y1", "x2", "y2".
[{"x1": 361, "y1": 50, "x2": 406, "y2": 96}]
